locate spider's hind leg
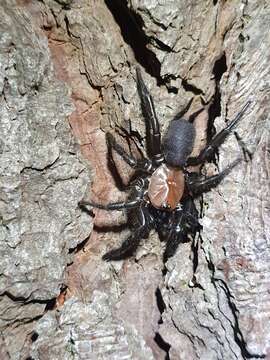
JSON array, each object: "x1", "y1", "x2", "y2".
[
  {"x1": 186, "y1": 158, "x2": 241, "y2": 195},
  {"x1": 136, "y1": 67, "x2": 163, "y2": 165},
  {"x1": 187, "y1": 101, "x2": 251, "y2": 166},
  {"x1": 106, "y1": 133, "x2": 152, "y2": 172}
]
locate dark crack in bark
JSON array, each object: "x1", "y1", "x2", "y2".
[
  {"x1": 208, "y1": 259, "x2": 266, "y2": 359},
  {"x1": 208, "y1": 52, "x2": 228, "y2": 149},
  {"x1": 154, "y1": 287, "x2": 171, "y2": 359},
  {"x1": 104, "y1": 0, "x2": 161, "y2": 80},
  {"x1": 154, "y1": 332, "x2": 171, "y2": 360}
]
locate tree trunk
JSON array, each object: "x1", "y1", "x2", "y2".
[{"x1": 0, "y1": 0, "x2": 269, "y2": 359}]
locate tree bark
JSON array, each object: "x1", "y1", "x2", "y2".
[{"x1": 0, "y1": 0, "x2": 269, "y2": 359}]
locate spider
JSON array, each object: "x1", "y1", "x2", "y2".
[{"x1": 79, "y1": 67, "x2": 250, "y2": 262}]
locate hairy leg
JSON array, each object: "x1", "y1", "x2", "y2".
[
  {"x1": 102, "y1": 228, "x2": 145, "y2": 261},
  {"x1": 163, "y1": 200, "x2": 201, "y2": 261},
  {"x1": 106, "y1": 133, "x2": 153, "y2": 172},
  {"x1": 186, "y1": 159, "x2": 241, "y2": 195},
  {"x1": 136, "y1": 67, "x2": 164, "y2": 164},
  {"x1": 187, "y1": 101, "x2": 251, "y2": 166},
  {"x1": 79, "y1": 173, "x2": 148, "y2": 211},
  {"x1": 163, "y1": 229, "x2": 185, "y2": 262},
  {"x1": 102, "y1": 206, "x2": 153, "y2": 261},
  {"x1": 182, "y1": 197, "x2": 202, "y2": 231},
  {"x1": 79, "y1": 199, "x2": 142, "y2": 211},
  {"x1": 234, "y1": 131, "x2": 253, "y2": 161}
]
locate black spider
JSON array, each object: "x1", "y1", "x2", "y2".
[{"x1": 79, "y1": 68, "x2": 250, "y2": 262}]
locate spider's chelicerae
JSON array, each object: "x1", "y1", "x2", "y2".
[{"x1": 80, "y1": 68, "x2": 250, "y2": 261}]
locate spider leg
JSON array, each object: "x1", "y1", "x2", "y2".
[
  {"x1": 106, "y1": 133, "x2": 152, "y2": 172},
  {"x1": 79, "y1": 173, "x2": 147, "y2": 211},
  {"x1": 79, "y1": 198, "x2": 142, "y2": 211},
  {"x1": 136, "y1": 67, "x2": 163, "y2": 164},
  {"x1": 102, "y1": 206, "x2": 152, "y2": 261},
  {"x1": 102, "y1": 227, "x2": 144, "y2": 261},
  {"x1": 187, "y1": 101, "x2": 251, "y2": 166},
  {"x1": 186, "y1": 158, "x2": 241, "y2": 195},
  {"x1": 163, "y1": 200, "x2": 201, "y2": 261},
  {"x1": 163, "y1": 230, "x2": 185, "y2": 262},
  {"x1": 234, "y1": 131, "x2": 253, "y2": 161},
  {"x1": 182, "y1": 197, "x2": 202, "y2": 231}
]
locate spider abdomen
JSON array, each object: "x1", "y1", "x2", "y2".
[
  {"x1": 163, "y1": 118, "x2": 195, "y2": 167},
  {"x1": 148, "y1": 164, "x2": 185, "y2": 210}
]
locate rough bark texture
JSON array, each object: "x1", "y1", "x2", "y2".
[{"x1": 0, "y1": 0, "x2": 269, "y2": 359}]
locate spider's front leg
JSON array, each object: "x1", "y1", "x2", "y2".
[
  {"x1": 187, "y1": 101, "x2": 251, "y2": 166},
  {"x1": 79, "y1": 198, "x2": 142, "y2": 211},
  {"x1": 102, "y1": 205, "x2": 153, "y2": 261},
  {"x1": 163, "y1": 198, "x2": 201, "y2": 261},
  {"x1": 163, "y1": 227, "x2": 186, "y2": 262},
  {"x1": 79, "y1": 175, "x2": 147, "y2": 211}
]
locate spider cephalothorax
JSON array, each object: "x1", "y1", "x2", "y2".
[{"x1": 80, "y1": 67, "x2": 250, "y2": 261}]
